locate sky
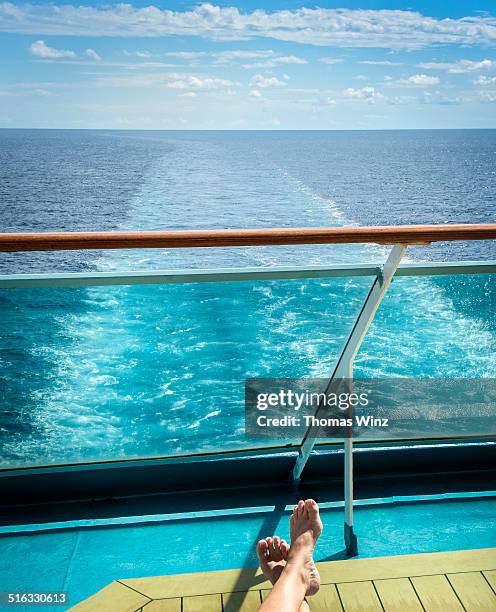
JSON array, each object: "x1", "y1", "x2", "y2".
[{"x1": 0, "y1": 0, "x2": 495, "y2": 129}]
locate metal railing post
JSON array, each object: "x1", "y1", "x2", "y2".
[{"x1": 292, "y1": 244, "x2": 408, "y2": 555}]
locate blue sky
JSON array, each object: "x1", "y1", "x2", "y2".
[{"x1": 0, "y1": 1, "x2": 495, "y2": 129}]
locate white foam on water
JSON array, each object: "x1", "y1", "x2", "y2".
[{"x1": 8, "y1": 135, "x2": 494, "y2": 464}]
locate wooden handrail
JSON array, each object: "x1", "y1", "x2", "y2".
[{"x1": 0, "y1": 224, "x2": 495, "y2": 252}]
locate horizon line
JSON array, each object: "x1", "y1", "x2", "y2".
[{"x1": 1, "y1": 126, "x2": 496, "y2": 132}]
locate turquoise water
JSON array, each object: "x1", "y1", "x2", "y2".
[
  {"x1": 1, "y1": 497, "x2": 495, "y2": 609},
  {"x1": 0, "y1": 130, "x2": 495, "y2": 465}
]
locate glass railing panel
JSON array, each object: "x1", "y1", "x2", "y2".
[
  {"x1": 0, "y1": 275, "x2": 372, "y2": 467},
  {"x1": 352, "y1": 272, "x2": 496, "y2": 442}
]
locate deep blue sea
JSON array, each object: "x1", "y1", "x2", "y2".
[{"x1": 0, "y1": 129, "x2": 495, "y2": 466}]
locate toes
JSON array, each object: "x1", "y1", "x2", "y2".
[
  {"x1": 257, "y1": 539, "x2": 268, "y2": 563},
  {"x1": 305, "y1": 498, "x2": 319, "y2": 518},
  {"x1": 270, "y1": 536, "x2": 278, "y2": 557},
  {"x1": 280, "y1": 539, "x2": 289, "y2": 559},
  {"x1": 297, "y1": 499, "x2": 305, "y2": 517},
  {"x1": 304, "y1": 500, "x2": 310, "y2": 519},
  {"x1": 266, "y1": 536, "x2": 274, "y2": 559}
]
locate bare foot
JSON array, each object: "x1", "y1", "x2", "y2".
[
  {"x1": 257, "y1": 536, "x2": 290, "y2": 585},
  {"x1": 288, "y1": 499, "x2": 323, "y2": 596}
]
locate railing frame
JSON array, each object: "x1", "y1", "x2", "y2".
[
  {"x1": 1, "y1": 260, "x2": 496, "y2": 289},
  {"x1": 292, "y1": 245, "x2": 407, "y2": 555},
  {"x1": 1, "y1": 223, "x2": 496, "y2": 251},
  {"x1": 1, "y1": 224, "x2": 495, "y2": 556}
]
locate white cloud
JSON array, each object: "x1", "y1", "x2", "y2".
[
  {"x1": 7, "y1": 4, "x2": 496, "y2": 49},
  {"x1": 96, "y1": 73, "x2": 164, "y2": 87},
  {"x1": 399, "y1": 74, "x2": 440, "y2": 86},
  {"x1": 474, "y1": 75, "x2": 496, "y2": 85},
  {"x1": 243, "y1": 55, "x2": 307, "y2": 69},
  {"x1": 271, "y1": 55, "x2": 306, "y2": 65},
  {"x1": 125, "y1": 61, "x2": 176, "y2": 69},
  {"x1": 85, "y1": 48, "x2": 101, "y2": 61},
  {"x1": 417, "y1": 59, "x2": 496, "y2": 73},
  {"x1": 165, "y1": 74, "x2": 236, "y2": 90},
  {"x1": 30, "y1": 39, "x2": 75, "y2": 59},
  {"x1": 319, "y1": 57, "x2": 343, "y2": 65},
  {"x1": 165, "y1": 51, "x2": 208, "y2": 59},
  {"x1": 213, "y1": 50, "x2": 274, "y2": 63},
  {"x1": 179, "y1": 91, "x2": 197, "y2": 97},
  {"x1": 386, "y1": 94, "x2": 416, "y2": 105},
  {"x1": 420, "y1": 91, "x2": 462, "y2": 105},
  {"x1": 360, "y1": 60, "x2": 402, "y2": 66},
  {"x1": 120, "y1": 49, "x2": 303, "y2": 70},
  {"x1": 250, "y1": 89, "x2": 262, "y2": 97},
  {"x1": 479, "y1": 91, "x2": 496, "y2": 102},
  {"x1": 124, "y1": 50, "x2": 155, "y2": 58},
  {"x1": 99, "y1": 71, "x2": 237, "y2": 90},
  {"x1": 343, "y1": 86, "x2": 383, "y2": 102},
  {"x1": 250, "y1": 74, "x2": 285, "y2": 88}
]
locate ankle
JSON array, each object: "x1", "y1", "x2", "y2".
[{"x1": 284, "y1": 557, "x2": 310, "y2": 588}]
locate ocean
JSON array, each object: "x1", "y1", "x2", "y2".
[{"x1": 0, "y1": 129, "x2": 495, "y2": 466}]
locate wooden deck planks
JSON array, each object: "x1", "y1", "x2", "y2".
[
  {"x1": 141, "y1": 599, "x2": 182, "y2": 611},
  {"x1": 373, "y1": 577, "x2": 423, "y2": 612},
  {"x1": 118, "y1": 548, "x2": 496, "y2": 600},
  {"x1": 309, "y1": 583, "x2": 343, "y2": 611},
  {"x1": 70, "y1": 548, "x2": 496, "y2": 611},
  {"x1": 121, "y1": 568, "x2": 269, "y2": 600},
  {"x1": 317, "y1": 547, "x2": 496, "y2": 585},
  {"x1": 222, "y1": 590, "x2": 262, "y2": 611},
  {"x1": 182, "y1": 593, "x2": 222, "y2": 612},
  {"x1": 69, "y1": 581, "x2": 151, "y2": 612},
  {"x1": 447, "y1": 571, "x2": 496, "y2": 611},
  {"x1": 483, "y1": 569, "x2": 496, "y2": 592},
  {"x1": 410, "y1": 575, "x2": 464, "y2": 611},
  {"x1": 337, "y1": 581, "x2": 383, "y2": 611},
  {"x1": 260, "y1": 589, "x2": 270, "y2": 601}
]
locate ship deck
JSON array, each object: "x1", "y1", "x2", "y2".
[
  {"x1": 71, "y1": 547, "x2": 496, "y2": 611},
  {"x1": 2, "y1": 227, "x2": 496, "y2": 611}
]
